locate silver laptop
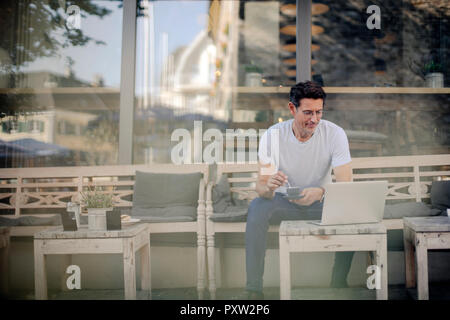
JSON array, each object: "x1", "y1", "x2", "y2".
[{"x1": 313, "y1": 181, "x2": 388, "y2": 226}]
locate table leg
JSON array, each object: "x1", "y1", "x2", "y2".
[
  {"x1": 403, "y1": 227, "x2": 416, "y2": 289},
  {"x1": 140, "y1": 242, "x2": 151, "y2": 299},
  {"x1": 0, "y1": 234, "x2": 10, "y2": 296},
  {"x1": 415, "y1": 233, "x2": 429, "y2": 300},
  {"x1": 34, "y1": 240, "x2": 48, "y2": 300},
  {"x1": 60, "y1": 254, "x2": 72, "y2": 292},
  {"x1": 376, "y1": 235, "x2": 388, "y2": 300},
  {"x1": 279, "y1": 236, "x2": 291, "y2": 300},
  {"x1": 123, "y1": 238, "x2": 136, "y2": 300}
]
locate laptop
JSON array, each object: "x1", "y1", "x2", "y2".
[{"x1": 312, "y1": 181, "x2": 388, "y2": 226}]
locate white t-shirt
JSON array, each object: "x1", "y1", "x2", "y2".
[{"x1": 258, "y1": 119, "x2": 351, "y2": 193}]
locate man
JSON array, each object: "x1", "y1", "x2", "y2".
[{"x1": 244, "y1": 81, "x2": 353, "y2": 299}]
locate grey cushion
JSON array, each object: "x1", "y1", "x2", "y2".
[
  {"x1": 383, "y1": 202, "x2": 441, "y2": 219},
  {"x1": 131, "y1": 171, "x2": 202, "y2": 221},
  {"x1": 0, "y1": 215, "x2": 62, "y2": 226},
  {"x1": 212, "y1": 175, "x2": 233, "y2": 213},
  {"x1": 209, "y1": 206, "x2": 249, "y2": 222},
  {"x1": 132, "y1": 206, "x2": 196, "y2": 222},
  {"x1": 431, "y1": 181, "x2": 450, "y2": 214}
]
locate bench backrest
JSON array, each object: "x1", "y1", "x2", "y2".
[
  {"x1": 215, "y1": 154, "x2": 450, "y2": 204},
  {"x1": 0, "y1": 164, "x2": 209, "y2": 218}
]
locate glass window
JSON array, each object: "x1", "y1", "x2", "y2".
[
  {"x1": 312, "y1": 0, "x2": 450, "y2": 88},
  {"x1": 133, "y1": 0, "x2": 293, "y2": 164},
  {"x1": 309, "y1": 0, "x2": 450, "y2": 157},
  {"x1": 0, "y1": 0, "x2": 123, "y2": 168}
]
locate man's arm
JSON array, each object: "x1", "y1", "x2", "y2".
[
  {"x1": 333, "y1": 162, "x2": 353, "y2": 182},
  {"x1": 256, "y1": 162, "x2": 288, "y2": 199},
  {"x1": 290, "y1": 162, "x2": 353, "y2": 206}
]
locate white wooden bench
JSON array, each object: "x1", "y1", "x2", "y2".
[
  {"x1": 0, "y1": 164, "x2": 209, "y2": 299},
  {"x1": 205, "y1": 154, "x2": 450, "y2": 299}
]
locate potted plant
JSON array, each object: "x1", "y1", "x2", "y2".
[
  {"x1": 80, "y1": 186, "x2": 115, "y2": 230},
  {"x1": 423, "y1": 60, "x2": 444, "y2": 88},
  {"x1": 244, "y1": 62, "x2": 264, "y2": 87}
]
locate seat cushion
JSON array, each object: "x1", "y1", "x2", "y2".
[
  {"x1": 431, "y1": 180, "x2": 450, "y2": 214},
  {"x1": 132, "y1": 206, "x2": 196, "y2": 222},
  {"x1": 131, "y1": 171, "x2": 202, "y2": 221},
  {"x1": 209, "y1": 205, "x2": 248, "y2": 222},
  {"x1": 383, "y1": 202, "x2": 441, "y2": 219},
  {"x1": 0, "y1": 215, "x2": 62, "y2": 226}
]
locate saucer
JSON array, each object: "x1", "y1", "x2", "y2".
[
  {"x1": 283, "y1": 194, "x2": 304, "y2": 200},
  {"x1": 122, "y1": 218, "x2": 141, "y2": 225}
]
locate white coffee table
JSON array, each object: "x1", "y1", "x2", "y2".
[
  {"x1": 403, "y1": 216, "x2": 450, "y2": 300},
  {"x1": 34, "y1": 223, "x2": 150, "y2": 300},
  {"x1": 279, "y1": 220, "x2": 388, "y2": 300}
]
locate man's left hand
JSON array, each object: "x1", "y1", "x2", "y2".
[{"x1": 289, "y1": 187, "x2": 324, "y2": 206}]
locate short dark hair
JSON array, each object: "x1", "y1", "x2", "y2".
[{"x1": 289, "y1": 81, "x2": 326, "y2": 108}]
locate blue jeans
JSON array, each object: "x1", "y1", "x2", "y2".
[{"x1": 245, "y1": 193, "x2": 323, "y2": 293}]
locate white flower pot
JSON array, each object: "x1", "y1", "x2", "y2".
[
  {"x1": 87, "y1": 208, "x2": 113, "y2": 230},
  {"x1": 425, "y1": 72, "x2": 444, "y2": 88},
  {"x1": 245, "y1": 72, "x2": 262, "y2": 87}
]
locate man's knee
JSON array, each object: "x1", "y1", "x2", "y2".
[{"x1": 247, "y1": 197, "x2": 273, "y2": 225}]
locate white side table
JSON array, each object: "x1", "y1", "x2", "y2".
[
  {"x1": 279, "y1": 220, "x2": 388, "y2": 300},
  {"x1": 34, "y1": 223, "x2": 151, "y2": 300},
  {"x1": 403, "y1": 216, "x2": 450, "y2": 300}
]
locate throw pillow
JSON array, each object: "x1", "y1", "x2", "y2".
[
  {"x1": 132, "y1": 171, "x2": 202, "y2": 221},
  {"x1": 212, "y1": 174, "x2": 233, "y2": 213},
  {"x1": 383, "y1": 202, "x2": 441, "y2": 219},
  {"x1": 431, "y1": 180, "x2": 450, "y2": 214}
]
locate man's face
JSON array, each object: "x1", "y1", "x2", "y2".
[{"x1": 289, "y1": 98, "x2": 324, "y2": 137}]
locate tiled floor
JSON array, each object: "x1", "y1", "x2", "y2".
[{"x1": 4, "y1": 283, "x2": 450, "y2": 300}]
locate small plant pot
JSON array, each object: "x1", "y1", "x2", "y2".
[
  {"x1": 87, "y1": 208, "x2": 113, "y2": 230},
  {"x1": 425, "y1": 72, "x2": 444, "y2": 88},
  {"x1": 245, "y1": 72, "x2": 262, "y2": 87}
]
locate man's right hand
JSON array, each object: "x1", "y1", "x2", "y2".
[{"x1": 266, "y1": 171, "x2": 288, "y2": 193}]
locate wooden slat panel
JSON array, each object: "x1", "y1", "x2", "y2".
[
  {"x1": 353, "y1": 173, "x2": 415, "y2": 179},
  {"x1": 352, "y1": 155, "x2": 450, "y2": 169},
  {"x1": 20, "y1": 182, "x2": 78, "y2": 188},
  {"x1": 227, "y1": 177, "x2": 258, "y2": 183},
  {"x1": 83, "y1": 181, "x2": 135, "y2": 187},
  {"x1": 419, "y1": 171, "x2": 450, "y2": 177},
  {"x1": 0, "y1": 184, "x2": 19, "y2": 189}
]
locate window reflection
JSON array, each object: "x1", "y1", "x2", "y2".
[
  {"x1": 312, "y1": 0, "x2": 449, "y2": 88},
  {"x1": 0, "y1": 0, "x2": 123, "y2": 168},
  {"x1": 134, "y1": 0, "x2": 295, "y2": 164}
]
